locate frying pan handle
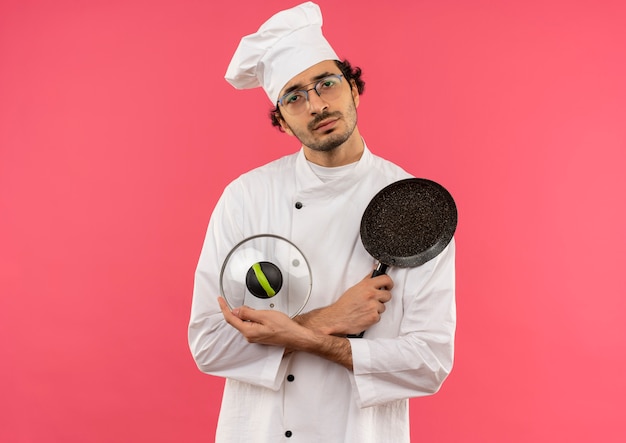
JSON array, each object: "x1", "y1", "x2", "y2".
[
  {"x1": 347, "y1": 263, "x2": 390, "y2": 339},
  {"x1": 371, "y1": 262, "x2": 388, "y2": 278}
]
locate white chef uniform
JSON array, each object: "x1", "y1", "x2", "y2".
[{"x1": 189, "y1": 145, "x2": 456, "y2": 442}]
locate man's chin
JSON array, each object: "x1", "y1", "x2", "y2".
[{"x1": 306, "y1": 130, "x2": 353, "y2": 152}]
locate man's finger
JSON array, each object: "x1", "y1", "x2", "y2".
[
  {"x1": 217, "y1": 296, "x2": 231, "y2": 314},
  {"x1": 377, "y1": 290, "x2": 392, "y2": 303},
  {"x1": 235, "y1": 305, "x2": 264, "y2": 323},
  {"x1": 218, "y1": 296, "x2": 244, "y2": 327}
]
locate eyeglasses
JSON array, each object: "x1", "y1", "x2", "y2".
[{"x1": 277, "y1": 74, "x2": 345, "y2": 115}]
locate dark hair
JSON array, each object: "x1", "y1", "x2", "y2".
[{"x1": 269, "y1": 59, "x2": 365, "y2": 131}]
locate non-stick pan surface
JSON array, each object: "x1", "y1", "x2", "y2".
[{"x1": 360, "y1": 178, "x2": 457, "y2": 271}]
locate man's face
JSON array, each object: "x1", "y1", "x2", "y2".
[{"x1": 277, "y1": 60, "x2": 360, "y2": 153}]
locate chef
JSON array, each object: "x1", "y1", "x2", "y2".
[{"x1": 188, "y1": 2, "x2": 456, "y2": 442}]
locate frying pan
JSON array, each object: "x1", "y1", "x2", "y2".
[{"x1": 349, "y1": 177, "x2": 457, "y2": 337}]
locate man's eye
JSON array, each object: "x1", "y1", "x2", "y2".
[
  {"x1": 286, "y1": 93, "x2": 302, "y2": 104},
  {"x1": 320, "y1": 79, "x2": 337, "y2": 89}
]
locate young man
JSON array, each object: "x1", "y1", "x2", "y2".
[{"x1": 188, "y1": 3, "x2": 456, "y2": 442}]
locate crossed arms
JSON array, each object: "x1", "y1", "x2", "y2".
[{"x1": 218, "y1": 272, "x2": 394, "y2": 370}]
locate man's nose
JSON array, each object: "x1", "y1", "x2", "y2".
[{"x1": 307, "y1": 90, "x2": 329, "y2": 114}]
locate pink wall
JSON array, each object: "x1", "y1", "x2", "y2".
[{"x1": 1, "y1": 0, "x2": 625, "y2": 441}]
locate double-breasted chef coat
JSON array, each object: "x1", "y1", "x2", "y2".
[{"x1": 189, "y1": 144, "x2": 456, "y2": 443}]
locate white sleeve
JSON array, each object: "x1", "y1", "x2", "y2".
[
  {"x1": 188, "y1": 183, "x2": 289, "y2": 390},
  {"x1": 349, "y1": 239, "x2": 456, "y2": 407}
]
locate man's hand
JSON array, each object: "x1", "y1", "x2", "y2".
[
  {"x1": 295, "y1": 272, "x2": 394, "y2": 336},
  {"x1": 218, "y1": 297, "x2": 353, "y2": 369},
  {"x1": 218, "y1": 296, "x2": 310, "y2": 347}
]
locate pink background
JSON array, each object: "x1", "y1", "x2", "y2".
[{"x1": 1, "y1": 0, "x2": 625, "y2": 441}]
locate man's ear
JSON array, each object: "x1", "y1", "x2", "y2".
[
  {"x1": 278, "y1": 115, "x2": 294, "y2": 136},
  {"x1": 350, "y1": 79, "x2": 360, "y2": 108}
]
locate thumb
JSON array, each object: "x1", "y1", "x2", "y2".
[{"x1": 232, "y1": 304, "x2": 255, "y2": 320}]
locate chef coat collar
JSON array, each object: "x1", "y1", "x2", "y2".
[{"x1": 294, "y1": 142, "x2": 374, "y2": 195}]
